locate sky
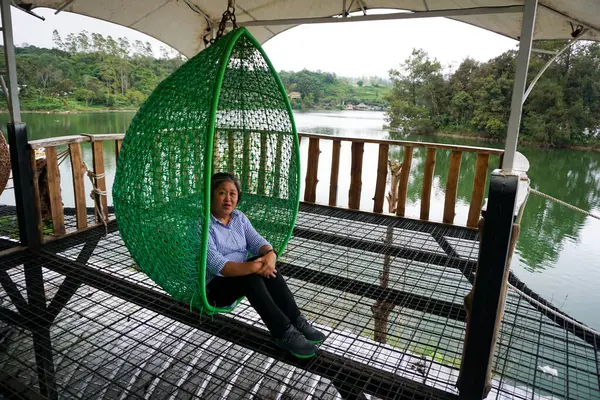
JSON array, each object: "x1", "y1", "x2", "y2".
[{"x1": 12, "y1": 6, "x2": 517, "y2": 78}]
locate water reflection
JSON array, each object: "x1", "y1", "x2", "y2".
[{"x1": 3, "y1": 111, "x2": 600, "y2": 328}]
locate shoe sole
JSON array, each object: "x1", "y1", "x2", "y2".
[
  {"x1": 275, "y1": 343, "x2": 317, "y2": 358},
  {"x1": 290, "y1": 350, "x2": 316, "y2": 358},
  {"x1": 309, "y1": 339, "x2": 324, "y2": 345}
]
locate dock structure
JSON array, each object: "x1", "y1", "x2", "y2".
[
  {"x1": 2, "y1": 1, "x2": 600, "y2": 397},
  {"x1": 1, "y1": 199, "x2": 599, "y2": 399}
]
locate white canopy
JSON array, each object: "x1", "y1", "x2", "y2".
[{"x1": 17, "y1": 0, "x2": 600, "y2": 58}]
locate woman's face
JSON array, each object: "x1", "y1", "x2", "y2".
[{"x1": 211, "y1": 181, "x2": 239, "y2": 217}]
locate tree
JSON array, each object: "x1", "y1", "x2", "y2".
[
  {"x1": 385, "y1": 49, "x2": 447, "y2": 134},
  {"x1": 74, "y1": 88, "x2": 95, "y2": 106},
  {"x1": 126, "y1": 89, "x2": 145, "y2": 105},
  {"x1": 52, "y1": 30, "x2": 64, "y2": 51}
]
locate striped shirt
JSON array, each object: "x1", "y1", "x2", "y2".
[{"x1": 206, "y1": 209, "x2": 270, "y2": 285}]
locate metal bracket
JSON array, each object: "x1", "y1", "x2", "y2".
[
  {"x1": 9, "y1": 1, "x2": 44, "y2": 20},
  {"x1": 523, "y1": 31, "x2": 584, "y2": 103}
]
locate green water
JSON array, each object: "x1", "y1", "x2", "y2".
[{"x1": 4, "y1": 110, "x2": 600, "y2": 331}]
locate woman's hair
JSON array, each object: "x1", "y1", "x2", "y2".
[{"x1": 211, "y1": 172, "x2": 242, "y2": 202}]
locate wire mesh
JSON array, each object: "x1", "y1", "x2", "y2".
[{"x1": 0, "y1": 203, "x2": 598, "y2": 399}]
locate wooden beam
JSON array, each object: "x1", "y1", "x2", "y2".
[
  {"x1": 81, "y1": 133, "x2": 125, "y2": 141},
  {"x1": 420, "y1": 148, "x2": 437, "y2": 220},
  {"x1": 467, "y1": 153, "x2": 490, "y2": 228},
  {"x1": 298, "y1": 132, "x2": 504, "y2": 155},
  {"x1": 29, "y1": 135, "x2": 87, "y2": 149},
  {"x1": 304, "y1": 138, "x2": 320, "y2": 203},
  {"x1": 373, "y1": 144, "x2": 389, "y2": 213},
  {"x1": 69, "y1": 143, "x2": 87, "y2": 230},
  {"x1": 348, "y1": 142, "x2": 364, "y2": 210},
  {"x1": 91, "y1": 141, "x2": 108, "y2": 223},
  {"x1": 396, "y1": 146, "x2": 413, "y2": 217},
  {"x1": 443, "y1": 151, "x2": 463, "y2": 224},
  {"x1": 329, "y1": 139, "x2": 341, "y2": 206},
  {"x1": 44, "y1": 147, "x2": 65, "y2": 236}
]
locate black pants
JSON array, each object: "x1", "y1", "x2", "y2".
[{"x1": 206, "y1": 260, "x2": 300, "y2": 338}]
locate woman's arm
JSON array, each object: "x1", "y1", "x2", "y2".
[
  {"x1": 255, "y1": 245, "x2": 277, "y2": 278},
  {"x1": 259, "y1": 245, "x2": 275, "y2": 256},
  {"x1": 221, "y1": 259, "x2": 264, "y2": 277},
  {"x1": 207, "y1": 231, "x2": 262, "y2": 278}
]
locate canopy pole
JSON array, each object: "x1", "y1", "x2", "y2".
[
  {"x1": 1, "y1": 0, "x2": 21, "y2": 124},
  {"x1": 502, "y1": 0, "x2": 538, "y2": 171},
  {"x1": 237, "y1": 5, "x2": 523, "y2": 27}
]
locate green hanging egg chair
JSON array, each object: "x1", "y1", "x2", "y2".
[{"x1": 113, "y1": 27, "x2": 300, "y2": 314}]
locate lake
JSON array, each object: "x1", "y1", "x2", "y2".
[{"x1": 3, "y1": 110, "x2": 600, "y2": 331}]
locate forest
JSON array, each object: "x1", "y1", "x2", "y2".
[
  {"x1": 12, "y1": 30, "x2": 390, "y2": 112},
  {"x1": 10, "y1": 29, "x2": 600, "y2": 146},
  {"x1": 386, "y1": 43, "x2": 600, "y2": 147},
  {"x1": 13, "y1": 30, "x2": 185, "y2": 111}
]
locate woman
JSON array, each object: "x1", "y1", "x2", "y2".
[{"x1": 206, "y1": 172, "x2": 325, "y2": 358}]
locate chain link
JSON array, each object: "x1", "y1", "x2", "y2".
[{"x1": 211, "y1": 0, "x2": 237, "y2": 44}]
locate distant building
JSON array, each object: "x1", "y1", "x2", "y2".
[
  {"x1": 345, "y1": 102, "x2": 353, "y2": 110},
  {"x1": 288, "y1": 91, "x2": 302, "y2": 100},
  {"x1": 355, "y1": 102, "x2": 370, "y2": 111}
]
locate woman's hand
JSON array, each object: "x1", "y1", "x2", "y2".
[{"x1": 256, "y1": 252, "x2": 277, "y2": 278}]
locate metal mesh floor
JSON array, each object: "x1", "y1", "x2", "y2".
[{"x1": 0, "y1": 203, "x2": 599, "y2": 399}]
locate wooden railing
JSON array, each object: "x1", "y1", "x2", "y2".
[
  {"x1": 26, "y1": 131, "x2": 502, "y2": 242},
  {"x1": 28, "y1": 134, "x2": 124, "y2": 242},
  {"x1": 298, "y1": 133, "x2": 505, "y2": 228}
]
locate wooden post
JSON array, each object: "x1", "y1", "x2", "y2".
[
  {"x1": 92, "y1": 141, "x2": 108, "y2": 223},
  {"x1": 227, "y1": 131, "x2": 235, "y2": 174},
  {"x1": 29, "y1": 148, "x2": 43, "y2": 243},
  {"x1": 395, "y1": 146, "x2": 413, "y2": 217},
  {"x1": 329, "y1": 139, "x2": 341, "y2": 206},
  {"x1": 273, "y1": 133, "x2": 284, "y2": 198},
  {"x1": 213, "y1": 132, "x2": 222, "y2": 172},
  {"x1": 69, "y1": 143, "x2": 87, "y2": 230},
  {"x1": 443, "y1": 150, "x2": 463, "y2": 224},
  {"x1": 45, "y1": 147, "x2": 65, "y2": 236},
  {"x1": 348, "y1": 142, "x2": 364, "y2": 210},
  {"x1": 467, "y1": 153, "x2": 490, "y2": 228},
  {"x1": 373, "y1": 144, "x2": 389, "y2": 213},
  {"x1": 258, "y1": 131, "x2": 268, "y2": 195},
  {"x1": 242, "y1": 132, "x2": 251, "y2": 190},
  {"x1": 420, "y1": 148, "x2": 437, "y2": 221},
  {"x1": 304, "y1": 138, "x2": 320, "y2": 203},
  {"x1": 115, "y1": 140, "x2": 122, "y2": 162}
]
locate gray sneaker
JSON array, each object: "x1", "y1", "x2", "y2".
[
  {"x1": 294, "y1": 315, "x2": 326, "y2": 344},
  {"x1": 274, "y1": 325, "x2": 318, "y2": 358}
]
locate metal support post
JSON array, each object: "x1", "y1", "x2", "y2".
[
  {"x1": 502, "y1": 0, "x2": 538, "y2": 171},
  {"x1": 457, "y1": 170, "x2": 518, "y2": 399},
  {"x1": 8, "y1": 123, "x2": 39, "y2": 247},
  {"x1": 0, "y1": 0, "x2": 21, "y2": 123},
  {"x1": 24, "y1": 262, "x2": 57, "y2": 400}
]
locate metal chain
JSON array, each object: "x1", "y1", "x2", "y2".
[{"x1": 211, "y1": 0, "x2": 237, "y2": 43}]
